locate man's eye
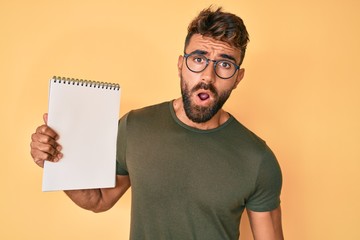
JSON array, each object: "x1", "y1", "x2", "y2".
[
  {"x1": 192, "y1": 56, "x2": 205, "y2": 63},
  {"x1": 219, "y1": 61, "x2": 232, "y2": 69}
]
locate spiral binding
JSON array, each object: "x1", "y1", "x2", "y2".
[{"x1": 51, "y1": 76, "x2": 120, "y2": 90}]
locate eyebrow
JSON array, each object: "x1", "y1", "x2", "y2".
[
  {"x1": 188, "y1": 49, "x2": 208, "y2": 55},
  {"x1": 219, "y1": 54, "x2": 237, "y2": 64},
  {"x1": 188, "y1": 49, "x2": 238, "y2": 64}
]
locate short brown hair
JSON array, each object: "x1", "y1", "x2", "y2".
[{"x1": 185, "y1": 6, "x2": 249, "y2": 65}]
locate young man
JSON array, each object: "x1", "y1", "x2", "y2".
[{"x1": 30, "y1": 7, "x2": 283, "y2": 240}]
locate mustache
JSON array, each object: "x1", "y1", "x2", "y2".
[{"x1": 191, "y1": 82, "x2": 217, "y2": 95}]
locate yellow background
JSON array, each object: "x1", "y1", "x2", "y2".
[{"x1": 1, "y1": 0, "x2": 359, "y2": 239}]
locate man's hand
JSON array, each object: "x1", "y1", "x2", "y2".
[{"x1": 30, "y1": 113, "x2": 63, "y2": 167}]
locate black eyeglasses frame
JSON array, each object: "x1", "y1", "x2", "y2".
[{"x1": 183, "y1": 53, "x2": 240, "y2": 79}]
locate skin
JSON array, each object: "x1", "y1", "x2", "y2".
[
  {"x1": 174, "y1": 34, "x2": 244, "y2": 130},
  {"x1": 30, "y1": 33, "x2": 283, "y2": 239}
]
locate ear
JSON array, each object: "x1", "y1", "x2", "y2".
[
  {"x1": 177, "y1": 55, "x2": 184, "y2": 78},
  {"x1": 233, "y1": 68, "x2": 245, "y2": 89}
]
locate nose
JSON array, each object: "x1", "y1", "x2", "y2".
[{"x1": 200, "y1": 60, "x2": 216, "y2": 83}]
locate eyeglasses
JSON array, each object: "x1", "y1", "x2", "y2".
[{"x1": 183, "y1": 53, "x2": 240, "y2": 79}]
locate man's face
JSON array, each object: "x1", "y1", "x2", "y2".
[{"x1": 178, "y1": 34, "x2": 245, "y2": 123}]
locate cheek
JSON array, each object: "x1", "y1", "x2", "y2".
[
  {"x1": 181, "y1": 68, "x2": 204, "y2": 86},
  {"x1": 220, "y1": 76, "x2": 239, "y2": 90},
  {"x1": 213, "y1": 82, "x2": 237, "y2": 96}
]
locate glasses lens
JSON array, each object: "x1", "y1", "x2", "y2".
[
  {"x1": 185, "y1": 54, "x2": 207, "y2": 72},
  {"x1": 215, "y1": 60, "x2": 237, "y2": 79}
]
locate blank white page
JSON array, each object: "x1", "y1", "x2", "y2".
[{"x1": 42, "y1": 77, "x2": 120, "y2": 191}]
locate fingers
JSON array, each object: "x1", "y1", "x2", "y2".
[
  {"x1": 31, "y1": 148, "x2": 62, "y2": 168},
  {"x1": 30, "y1": 134, "x2": 62, "y2": 158},
  {"x1": 30, "y1": 123, "x2": 63, "y2": 168},
  {"x1": 43, "y1": 113, "x2": 48, "y2": 124},
  {"x1": 35, "y1": 124, "x2": 58, "y2": 140}
]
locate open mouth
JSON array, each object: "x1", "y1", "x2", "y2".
[{"x1": 198, "y1": 92, "x2": 210, "y2": 101}]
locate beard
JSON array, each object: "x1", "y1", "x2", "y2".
[{"x1": 180, "y1": 75, "x2": 233, "y2": 123}]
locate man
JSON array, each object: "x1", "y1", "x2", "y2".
[{"x1": 30, "y1": 7, "x2": 283, "y2": 240}]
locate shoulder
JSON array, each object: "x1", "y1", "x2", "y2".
[
  {"x1": 227, "y1": 117, "x2": 270, "y2": 152},
  {"x1": 227, "y1": 117, "x2": 281, "y2": 175},
  {"x1": 119, "y1": 101, "x2": 172, "y2": 132},
  {"x1": 120, "y1": 101, "x2": 170, "y2": 121},
  {"x1": 129, "y1": 101, "x2": 170, "y2": 118}
]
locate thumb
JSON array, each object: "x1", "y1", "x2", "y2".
[{"x1": 43, "y1": 113, "x2": 48, "y2": 125}]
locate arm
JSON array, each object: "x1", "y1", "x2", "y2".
[
  {"x1": 64, "y1": 175, "x2": 130, "y2": 212},
  {"x1": 30, "y1": 113, "x2": 130, "y2": 212},
  {"x1": 247, "y1": 206, "x2": 284, "y2": 240}
]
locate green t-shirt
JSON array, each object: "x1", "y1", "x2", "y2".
[{"x1": 116, "y1": 101, "x2": 282, "y2": 240}]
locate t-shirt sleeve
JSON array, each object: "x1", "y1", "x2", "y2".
[
  {"x1": 245, "y1": 148, "x2": 282, "y2": 212},
  {"x1": 116, "y1": 113, "x2": 129, "y2": 175}
]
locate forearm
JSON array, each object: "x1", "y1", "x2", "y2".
[
  {"x1": 63, "y1": 175, "x2": 131, "y2": 213},
  {"x1": 64, "y1": 189, "x2": 105, "y2": 212}
]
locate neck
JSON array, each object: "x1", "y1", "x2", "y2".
[{"x1": 172, "y1": 98, "x2": 230, "y2": 130}]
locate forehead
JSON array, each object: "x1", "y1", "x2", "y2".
[{"x1": 186, "y1": 34, "x2": 241, "y2": 59}]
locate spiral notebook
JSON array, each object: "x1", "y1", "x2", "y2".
[{"x1": 42, "y1": 76, "x2": 121, "y2": 191}]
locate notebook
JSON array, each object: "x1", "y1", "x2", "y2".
[{"x1": 42, "y1": 76, "x2": 121, "y2": 191}]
